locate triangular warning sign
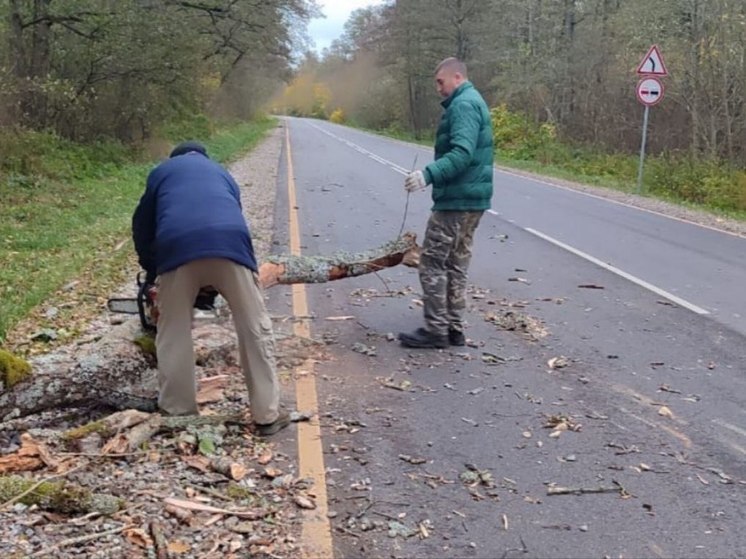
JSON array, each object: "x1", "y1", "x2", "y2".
[{"x1": 637, "y1": 45, "x2": 668, "y2": 76}]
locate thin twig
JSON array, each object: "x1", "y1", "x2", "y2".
[
  {"x1": 30, "y1": 525, "x2": 131, "y2": 558},
  {"x1": 57, "y1": 450, "x2": 160, "y2": 457},
  {"x1": 370, "y1": 509, "x2": 399, "y2": 521},
  {"x1": 183, "y1": 482, "x2": 232, "y2": 502},
  {"x1": 149, "y1": 520, "x2": 169, "y2": 559},
  {"x1": 336, "y1": 525, "x2": 360, "y2": 538},
  {"x1": 372, "y1": 271, "x2": 392, "y2": 293},
  {"x1": 546, "y1": 485, "x2": 620, "y2": 496},
  {"x1": 0, "y1": 464, "x2": 83, "y2": 511}
]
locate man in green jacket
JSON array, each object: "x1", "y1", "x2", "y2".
[{"x1": 399, "y1": 57, "x2": 494, "y2": 349}]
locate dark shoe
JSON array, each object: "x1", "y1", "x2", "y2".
[
  {"x1": 448, "y1": 329, "x2": 465, "y2": 346},
  {"x1": 255, "y1": 411, "x2": 291, "y2": 436},
  {"x1": 398, "y1": 327, "x2": 448, "y2": 349}
]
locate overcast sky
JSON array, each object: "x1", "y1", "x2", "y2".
[{"x1": 307, "y1": 0, "x2": 386, "y2": 53}]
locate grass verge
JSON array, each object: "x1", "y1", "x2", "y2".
[{"x1": 0, "y1": 117, "x2": 276, "y2": 350}]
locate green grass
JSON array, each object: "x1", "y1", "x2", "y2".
[
  {"x1": 494, "y1": 152, "x2": 746, "y2": 222},
  {"x1": 0, "y1": 117, "x2": 277, "y2": 343}
]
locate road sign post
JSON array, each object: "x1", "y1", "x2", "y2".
[
  {"x1": 637, "y1": 105, "x2": 650, "y2": 193},
  {"x1": 635, "y1": 46, "x2": 668, "y2": 194}
]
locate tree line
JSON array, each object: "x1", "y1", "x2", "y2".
[
  {"x1": 277, "y1": 0, "x2": 746, "y2": 167},
  {"x1": 1, "y1": 0, "x2": 318, "y2": 143}
]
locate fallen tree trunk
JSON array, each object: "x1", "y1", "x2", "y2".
[
  {"x1": 1, "y1": 234, "x2": 420, "y2": 420},
  {"x1": 259, "y1": 232, "x2": 419, "y2": 288},
  {"x1": 0, "y1": 320, "x2": 159, "y2": 421}
]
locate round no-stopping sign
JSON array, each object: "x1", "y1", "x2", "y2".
[{"x1": 636, "y1": 77, "x2": 664, "y2": 106}]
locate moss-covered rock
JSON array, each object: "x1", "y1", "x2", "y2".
[
  {"x1": 62, "y1": 419, "x2": 108, "y2": 441},
  {"x1": 0, "y1": 475, "x2": 123, "y2": 514},
  {"x1": 133, "y1": 333, "x2": 157, "y2": 358},
  {"x1": 0, "y1": 348, "x2": 32, "y2": 389}
]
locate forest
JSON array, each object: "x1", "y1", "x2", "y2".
[
  {"x1": 277, "y1": 0, "x2": 746, "y2": 212},
  {"x1": 1, "y1": 1, "x2": 745, "y2": 223}
]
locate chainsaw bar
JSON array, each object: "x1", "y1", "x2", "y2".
[{"x1": 107, "y1": 298, "x2": 140, "y2": 314}]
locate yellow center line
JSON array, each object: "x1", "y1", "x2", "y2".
[{"x1": 285, "y1": 123, "x2": 333, "y2": 559}]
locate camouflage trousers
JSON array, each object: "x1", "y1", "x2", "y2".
[{"x1": 419, "y1": 210, "x2": 483, "y2": 336}]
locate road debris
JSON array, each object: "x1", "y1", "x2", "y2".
[
  {"x1": 543, "y1": 414, "x2": 582, "y2": 437},
  {"x1": 657, "y1": 405, "x2": 674, "y2": 419},
  {"x1": 460, "y1": 464, "x2": 495, "y2": 489},
  {"x1": 351, "y1": 342, "x2": 377, "y2": 356},
  {"x1": 398, "y1": 454, "x2": 427, "y2": 465},
  {"x1": 484, "y1": 310, "x2": 548, "y2": 340},
  {"x1": 546, "y1": 480, "x2": 630, "y2": 497},
  {"x1": 547, "y1": 356, "x2": 571, "y2": 369},
  {"x1": 379, "y1": 377, "x2": 412, "y2": 391}
]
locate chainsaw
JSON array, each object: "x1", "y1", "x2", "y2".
[{"x1": 107, "y1": 272, "x2": 218, "y2": 332}]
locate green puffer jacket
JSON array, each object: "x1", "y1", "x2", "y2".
[{"x1": 423, "y1": 81, "x2": 494, "y2": 211}]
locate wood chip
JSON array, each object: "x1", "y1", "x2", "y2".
[
  {"x1": 294, "y1": 495, "x2": 316, "y2": 510},
  {"x1": 257, "y1": 449, "x2": 273, "y2": 465}
]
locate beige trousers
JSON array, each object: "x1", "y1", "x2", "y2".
[{"x1": 156, "y1": 258, "x2": 279, "y2": 423}]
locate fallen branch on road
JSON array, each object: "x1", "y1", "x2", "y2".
[{"x1": 547, "y1": 480, "x2": 632, "y2": 497}]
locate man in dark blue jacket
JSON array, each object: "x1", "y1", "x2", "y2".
[{"x1": 132, "y1": 141, "x2": 289, "y2": 435}]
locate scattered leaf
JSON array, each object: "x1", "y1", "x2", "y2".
[
  {"x1": 124, "y1": 528, "x2": 151, "y2": 548},
  {"x1": 257, "y1": 448, "x2": 273, "y2": 465},
  {"x1": 198, "y1": 437, "x2": 216, "y2": 456},
  {"x1": 168, "y1": 541, "x2": 190, "y2": 554},
  {"x1": 264, "y1": 466, "x2": 283, "y2": 479},
  {"x1": 230, "y1": 463, "x2": 247, "y2": 481},
  {"x1": 182, "y1": 455, "x2": 210, "y2": 473}
]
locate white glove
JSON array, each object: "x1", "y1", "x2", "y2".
[{"x1": 404, "y1": 170, "x2": 426, "y2": 192}]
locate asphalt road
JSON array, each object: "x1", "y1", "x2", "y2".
[{"x1": 270, "y1": 117, "x2": 746, "y2": 559}]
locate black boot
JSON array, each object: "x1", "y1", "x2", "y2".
[
  {"x1": 448, "y1": 328, "x2": 465, "y2": 346},
  {"x1": 398, "y1": 327, "x2": 448, "y2": 349}
]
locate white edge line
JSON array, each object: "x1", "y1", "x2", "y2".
[
  {"x1": 524, "y1": 227, "x2": 710, "y2": 315},
  {"x1": 303, "y1": 119, "x2": 712, "y2": 316},
  {"x1": 305, "y1": 118, "x2": 745, "y2": 241},
  {"x1": 496, "y1": 167, "x2": 746, "y2": 240}
]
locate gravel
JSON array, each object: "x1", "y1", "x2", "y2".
[{"x1": 0, "y1": 126, "x2": 300, "y2": 559}]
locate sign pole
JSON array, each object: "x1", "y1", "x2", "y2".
[
  {"x1": 637, "y1": 104, "x2": 650, "y2": 193},
  {"x1": 635, "y1": 44, "x2": 667, "y2": 194}
]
